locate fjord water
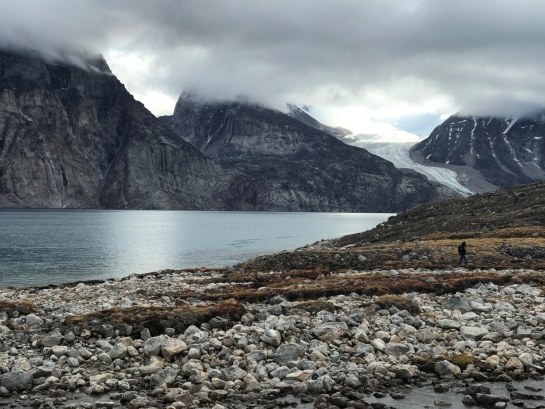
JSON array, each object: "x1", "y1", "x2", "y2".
[{"x1": 0, "y1": 210, "x2": 392, "y2": 288}]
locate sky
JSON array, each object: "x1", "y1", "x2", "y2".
[{"x1": 1, "y1": 0, "x2": 545, "y2": 141}]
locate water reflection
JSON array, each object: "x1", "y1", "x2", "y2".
[{"x1": 0, "y1": 210, "x2": 391, "y2": 288}]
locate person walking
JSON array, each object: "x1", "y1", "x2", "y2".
[{"x1": 458, "y1": 241, "x2": 468, "y2": 265}]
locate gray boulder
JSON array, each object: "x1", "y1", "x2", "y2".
[
  {"x1": 25, "y1": 314, "x2": 43, "y2": 327},
  {"x1": 460, "y1": 326, "x2": 489, "y2": 340},
  {"x1": 444, "y1": 296, "x2": 471, "y2": 313},
  {"x1": 33, "y1": 361, "x2": 55, "y2": 378},
  {"x1": 270, "y1": 366, "x2": 290, "y2": 380},
  {"x1": 435, "y1": 360, "x2": 461, "y2": 377},
  {"x1": 273, "y1": 344, "x2": 306, "y2": 364},
  {"x1": 475, "y1": 394, "x2": 509, "y2": 405},
  {"x1": 222, "y1": 366, "x2": 247, "y2": 382},
  {"x1": 143, "y1": 335, "x2": 168, "y2": 357},
  {"x1": 108, "y1": 343, "x2": 128, "y2": 360},
  {"x1": 246, "y1": 350, "x2": 267, "y2": 361},
  {"x1": 392, "y1": 364, "x2": 415, "y2": 380},
  {"x1": 210, "y1": 316, "x2": 229, "y2": 329},
  {"x1": 0, "y1": 371, "x2": 33, "y2": 391},
  {"x1": 439, "y1": 319, "x2": 461, "y2": 329},
  {"x1": 312, "y1": 322, "x2": 348, "y2": 342},
  {"x1": 385, "y1": 342, "x2": 410, "y2": 357},
  {"x1": 150, "y1": 368, "x2": 179, "y2": 388}
]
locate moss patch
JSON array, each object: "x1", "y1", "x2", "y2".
[
  {"x1": 64, "y1": 298, "x2": 246, "y2": 337},
  {"x1": 375, "y1": 295, "x2": 420, "y2": 314},
  {"x1": 0, "y1": 300, "x2": 37, "y2": 315}
]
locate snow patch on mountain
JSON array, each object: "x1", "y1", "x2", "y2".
[{"x1": 503, "y1": 116, "x2": 519, "y2": 134}]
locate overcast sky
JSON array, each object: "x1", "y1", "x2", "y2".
[{"x1": 1, "y1": 0, "x2": 544, "y2": 139}]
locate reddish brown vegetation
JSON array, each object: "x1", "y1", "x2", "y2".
[{"x1": 64, "y1": 298, "x2": 246, "y2": 337}]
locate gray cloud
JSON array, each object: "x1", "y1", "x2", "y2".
[{"x1": 2, "y1": 0, "x2": 545, "y2": 122}]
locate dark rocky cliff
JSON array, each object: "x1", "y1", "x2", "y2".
[
  {"x1": 0, "y1": 51, "x2": 256, "y2": 209},
  {"x1": 412, "y1": 114, "x2": 545, "y2": 188},
  {"x1": 160, "y1": 94, "x2": 459, "y2": 212}
]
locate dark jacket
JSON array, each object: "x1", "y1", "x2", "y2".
[{"x1": 458, "y1": 244, "x2": 466, "y2": 256}]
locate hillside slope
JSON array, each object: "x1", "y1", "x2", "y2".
[{"x1": 239, "y1": 181, "x2": 545, "y2": 272}]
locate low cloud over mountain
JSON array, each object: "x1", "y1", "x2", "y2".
[{"x1": 2, "y1": 1, "x2": 545, "y2": 132}]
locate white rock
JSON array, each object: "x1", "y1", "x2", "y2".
[
  {"x1": 372, "y1": 338, "x2": 386, "y2": 351},
  {"x1": 261, "y1": 329, "x2": 281, "y2": 347},
  {"x1": 51, "y1": 345, "x2": 68, "y2": 357}
]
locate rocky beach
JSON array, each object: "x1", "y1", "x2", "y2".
[
  {"x1": 1, "y1": 265, "x2": 545, "y2": 409},
  {"x1": 0, "y1": 181, "x2": 543, "y2": 409}
]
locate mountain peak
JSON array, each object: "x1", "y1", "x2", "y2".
[
  {"x1": 413, "y1": 113, "x2": 545, "y2": 189},
  {"x1": 160, "y1": 93, "x2": 459, "y2": 212}
]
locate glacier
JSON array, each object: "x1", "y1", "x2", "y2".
[{"x1": 350, "y1": 141, "x2": 473, "y2": 197}]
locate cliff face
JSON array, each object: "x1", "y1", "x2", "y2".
[
  {"x1": 412, "y1": 114, "x2": 545, "y2": 188},
  {"x1": 160, "y1": 94, "x2": 460, "y2": 212},
  {"x1": 0, "y1": 51, "x2": 255, "y2": 209}
]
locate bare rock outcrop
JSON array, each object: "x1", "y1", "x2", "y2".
[{"x1": 0, "y1": 50, "x2": 256, "y2": 209}]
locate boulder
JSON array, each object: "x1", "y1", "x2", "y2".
[
  {"x1": 143, "y1": 335, "x2": 168, "y2": 357},
  {"x1": 344, "y1": 373, "x2": 361, "y2": 388},
  {"x1": 33, "y1": 361, "x2": 55, "y2": 379},
  {"x1": 41, "y1": 331, "x2": 63, "y2": 347},
  {"x1": 516, "y1": 284, "x2": 541, "y2": 296},
  {"x1": 460, "y1": 326, "x2": 489, "y2": 340},
  {"x1": 372, "y1": 338, "x2": 386, "y2": 351},
  {"x1": 261, "y1": 329, "x2": 281, "y2": 347},
  {"x1": 273, "y1": 344, "x2": 306, "y2": 363},
  {"x1": 0, "y1": 371, "x2": 34, "y2": 391},
  {"x1": 415, "y1": 328, "x2": 437, "y2": 343},
  {"x1": 475, "y1": 394, "x2": 509, "y2": 405},
  {"x1": 444, "y1": 296, "x2": 471, "y2": 313},
  {"x1": 505, "y1": 357, "x2": 524, "y2": 371},
  {"x1": 516, "y1": 327, "x2": 533, "y2": 339},
  {"x1": 222, "y1": 366, "x2": 247, "y2": 382},
  {"x1": 435, "y1": 360, "x2": 461, "y2": 377},
  {"x1": 385, "y1": 342, "x2": 410, "y2": 357},
  {"x1": 439, "y1": 319, "x2": 461, "y2": 329},
  {"x1": 161, "y1": 338, "x2": 188, "y2": 360},
  {"x1": 495, "y1": 302, "x2": 515, "y2": 312},
  {"x1": 519, "y1": 352, "x2": 533, "y2": 367},
  {"x1": 354, "y1": 328, "x2": 369, "y2": 342},
  {"x1": 246, "y1": 350, "x2": 267, "y2": 361},
  {"x1": 25, "y1": 314, "x2": 43, "y2": 327},
  {"x1": 108, "y1": 343, "x2": 128, "y2": 360},
  {"x1": 270, "y1": 366, "x2": 290, "y2": 380},
  {"x1": 210, "y1": 316, "x2": 229, "y2": 329},
  {"x1": 312, "y1": 322, "x2": 348, "y2": 342},
  {"x1": 392, "y1": 364, "x2": 415, "y2": 380},
  {"x1": 51, "y1": 345, "x2": 68, "y2": 357},
  {"x1": 150, "y1": 368, "x2": 179, "y2": 388}
]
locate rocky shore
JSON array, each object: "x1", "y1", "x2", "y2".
[{"x1": 1, "y1": 267, "x2": 545, "y2": 408}]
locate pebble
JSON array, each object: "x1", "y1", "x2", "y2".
[{"x1": 0, "y1": 268, "x2": 542, "y2": 408}]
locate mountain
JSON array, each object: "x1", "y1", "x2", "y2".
[
  {"x1": 286, "y1": 104, "x2": 352, "y2": 139},
  {"x1": 0, "y1": 50, "x2": 256, "y2": 209},
  {"x1": 412, "y1": 114, "x2": 545, "y2": 188},
  {"x1": 159, "y1": 94, "x2": 460, "y2": 212}
]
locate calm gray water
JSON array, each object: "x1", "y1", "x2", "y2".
[{"x1": 0, "y1": 210, "x2": 392, "y2": 288}]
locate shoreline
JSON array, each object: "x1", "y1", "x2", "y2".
[{"x1": 0, "y1": 266, "x2": 545, "y2": 408}]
